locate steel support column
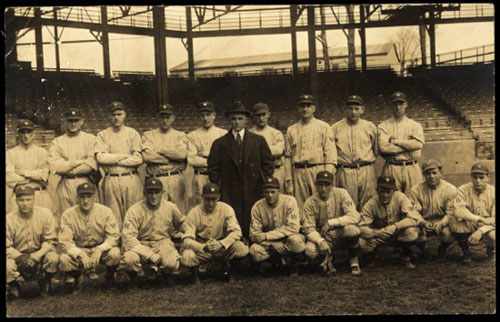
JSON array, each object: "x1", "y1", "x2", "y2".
[
  {"x1": 153, "y1": 6, "x2": 168, "y2": 105},
  {"x1": 53, "y1": 9, "x2": 61, "y2": 72},
  {"x1": 419, "y1": 22, "x2": 427, "y2": 67},
  {"x1": 5, "y1": 8, "x2": 17, "y2": 66},
  {"x1": 290, "y1": 5, "x2": 299, "y2": 76},
  {"x1": 429, "y1": 12, "x2": 436, "y2": 68},
  {"x1": 34, "y1": 7, "x2": 44, "y2": 72},
  {"x1": 307, "y1": 6, "x2": 318, "y2": 102},
  {"x1": 101, "y1": 6, "x2": 111, "y2": 79},
  {"x1": 186, "y1": 6, "x2": 195, "y2": 81},
  {"x1": 359, "y1": 5, "x2": 367, "y2": 72}
]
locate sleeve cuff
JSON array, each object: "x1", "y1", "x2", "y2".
[
  {"x1": 96, "y1": 242, "x2": 112, "y2": 252},
  {"x1": 68, "y1": 247, "x2": 83, "y2": 259},
  {"x1": 219, "y1": 238, "x2": 232, "y2": 250},
  {"x1": 327, "y1": 218, "x2": 340, "y2": 228}
]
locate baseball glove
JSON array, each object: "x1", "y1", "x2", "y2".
[{"x1": 16, "y1": 254, "x2": 39, "y2": 280}]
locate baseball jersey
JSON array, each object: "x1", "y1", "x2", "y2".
[
  {"x1": 122, "y1": 199, "x2": 186, "y2": 258},
  {"x1": 6, "y1": 206, "x2": 57, "y2": 260},
  {"x1": 303, "y1": 188, "x2": 360, "y2": 245},
  {"x1": 187, "y1": 126, "x2": 227, "y2": 168},
  {"x1": 378, "y1": 116, "x2": 425, "y2": 161},
  {"x1": 94, "y1": 126, "x2": 143, "y2": 174},
  {"x1": 6, "y1": 144, "x2": 49, "y2": 189},
  {"x1": 359, "y1": 191, "x2": 423, "y2": 229},
  {"x1": 59, "y1": 203, "x2": 120, "y2": 258},
  {"x1": 409, "y1": 179, "x2": 463, "y2": 225},
  {"x1": 456, "y1": 183, "x2": 495, "y2": 234},
  {"x1": 48, "y1": 131, "x2": 98, "y2": 176},
  {"x1": 249, "y1": 194, "x2": 301, "y2": 241},
  {"x1": 284, "y1": 118, "x2": 337, "y2": 180},
  {"x1": 142, "y1": 128, "x2": 189, "y2": 175},
  {"x1": 331, "y1": 118, "x2": 377, "y2": 165},
  {"x1": 249, "y1": 125, "x2": 285, "y2": 168},
  {"x1": 182, "y1": 201, "x2": 243, "y2": 252}
]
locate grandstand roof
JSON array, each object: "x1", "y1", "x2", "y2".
[{"x1": 170, "y1": 43, "x2": 396, "y2": 73}]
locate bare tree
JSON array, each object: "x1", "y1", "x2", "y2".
[{"x1": 392, "y1": 27, "x2": 420, "y2": 75}]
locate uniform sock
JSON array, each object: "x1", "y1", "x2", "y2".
[{"x1": 452, "y1": 232, "x2": 471, "y2": 254}]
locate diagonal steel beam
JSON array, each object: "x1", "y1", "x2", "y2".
[{"x1": 191, "y1": 5, "x2": 244, "y2": 30}]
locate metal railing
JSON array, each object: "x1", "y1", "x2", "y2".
[{"x1": 408, "y1": 44, "x2": 494, "y2": 68}]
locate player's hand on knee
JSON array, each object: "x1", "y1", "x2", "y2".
[
  {"x1": 479, "y1": 217, "x2": 495, "y2": 225},
  {"x1": 253, "y1": 233, "x2": 267, "y2": 244},
  {"x1": 319, "y1": 241, "x2": 331, "y2": 255},
  {"x1": 207, "y1": 241, "x2": 224, "y2": 253},
  {"x1": 90, "y1": 250, "x2": 102, "y2": 269},
  {"x1": 468, "y1": 230, "x2": 483, "y2": 245},
  {"x1": 270, "y1": 242, "x2": 288, "y2": 255},
  {"x1": 424, "y1": 221, "x2": 435, "y2": 232},
  {"x1": 79, "y1": 253, "x2": 92, "y2": 271},
  {"x1": 320, "y1": 223, "x2": 330, "y2": 236},
  {"x1": 150, "y1": 253, "x2": 162, "y2": 266},
  {"x1": 434, "y1": 221, "x2": 445, "y2": 234}
]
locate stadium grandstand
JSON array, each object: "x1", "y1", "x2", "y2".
[{"x1": 5, "y1": 4, "x2": 495, "y2": 179}]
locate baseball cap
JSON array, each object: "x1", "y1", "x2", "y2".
[
  {"x1": 158, "y1": 104, "x2": 176, "y2": 115},
  {"x1": 422, "y1": 159, "x2": 442, "y2": 172},
  {"x1": 252, "y1": 103, "x2": 270, "y2": 115},
  {"x1": 17, "y1": 119, "x2": 35, "y2": 131},
  {"x1": 298, "y1": 94, "x2": 316, "y2": 105},
  {"x1": 109, "y1": 101, "x2": 126, "y2": 113},
  {"x1": 316, "y1": 171, "x2": 333, "y2": 184},
  {"x1": 471, "y1": 162, "x2": 489, "y2": 175},
  {"x1": 391, "y1": 92, "x2": 407, "y2": 103},
  {"x1": 202, "y1": 183, "x2": 220, "y2": 198},
  {"x1": 262, "y1": 177, "x2": 280, "y2": 189},
  {"x1": 377, "y1": 176, "x2": 396, "y2": 190},
  {"x1": 77, "y1": 182, "x2": 96, "y2": 195},
  {"x1": 64, "y1": 108, "x2": 83, "y2": 120},
  {"x1": 15, "y1": 184, "x2": 34, "y2": 197},
  {"x1": 144, "y1": 177, "x2": 163, "y2": 191},
  {"x1": 198, "y1": 101, "x2": 215, "y2": 113},
  {"x1": 345, "y1": 95, "x2": 364, "y2": 106}
]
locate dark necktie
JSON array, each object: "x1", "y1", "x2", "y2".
[{"x1": 235, "y1": 132, "x2": 243, "y2": 159}]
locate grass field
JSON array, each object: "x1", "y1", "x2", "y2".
[{"x1": 6, "y1": 239, "x2": 495, "y2": 316}]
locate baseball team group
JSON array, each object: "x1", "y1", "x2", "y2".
[{"x1": 6, "y1": 92, "x2": 495, "y2": 300}]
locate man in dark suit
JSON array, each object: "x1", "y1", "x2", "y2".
[{"x1": 208, "y1": 101, "x2": 274, "y2": 241}]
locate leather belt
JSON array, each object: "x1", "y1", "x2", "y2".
[
  {"x1": 293, "y1": 163, "x2": 321, "y2": 169},
  {"x1": 194, "y1": 169, "x2": 209, "y2": 175},
  {"x1": 337, "y1": 161, "x2": 374, "y2": 169},
  {"x1": 62, "y1": 174, "x2": 89, "y2": 179},
  {"x1": 388, "y1": 160, "x2": 417, "y2": 166},
  {"x1": 149, "y1": 170, "x2": 183, "y2": 177},
  {"x1": 105, "y1": 171, "x2": 138, "y2": 177}
]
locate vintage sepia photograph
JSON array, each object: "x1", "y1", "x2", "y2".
[{"x1": 4, "y1": 4, "x2": 495, "y2": 316}]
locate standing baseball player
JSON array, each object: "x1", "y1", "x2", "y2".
[
  {"x1": 141, "y1": 104, "x2": 189, "y2": 215},
  {"x1": 187, "y1": 101, "x2": 227, "y2": 207},
  {"x1": 303, "y1": 171, "x2": 362, "y2": 276},
  {"x1": 6, "y1": 119, "x2": 52, "y2": 214},
  {"x1": 249, "y1": 177, "x2": 305, "y2": 276},
  {"x1": 95, "y1": 101, "x2": 143, "y2": 229},
  {"x1": 48, "y1": 108, "x2": 98, "y2": 224},
  {"x1": 119, "y1": 178, "x2": 186, "y2": 288},
  {"x1": 448, "y1": 163, "x2": 495, "y2": 263},
  {"x1": 358, "y1": 176, "x2": 423, "y2": 269},
  {"x1": 6, "y1": 185, "x2": 59, "y2": 300},
  {"x1": 180, "y1": 183, "x2": 249, "y2": 284},
  {"x1": 284, "y1": 94, "x2": 337, "y2": 217},
  {"x1": 408, "y1": 159, "x2": 465, "y2": 262},
  {"x1": 58, "y1": 182, "x2": 121, "y2": 292},
  {"x1": 378, "y1": 92, "x2": 424, "y2": 195},
  {"x1": 331, "y1": 95, "x2": 378, "y2": 211},
  {"x1": 249, "y1": 103, "x2": 287, "y2": 192}
]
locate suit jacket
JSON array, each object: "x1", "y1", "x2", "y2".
[{"x1": 208, "y1": 130, "x2": 274, "y2": 238}]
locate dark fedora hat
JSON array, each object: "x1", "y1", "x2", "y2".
[{"x1": 224, "y1": 101, "x2": 252, "y2": 118}]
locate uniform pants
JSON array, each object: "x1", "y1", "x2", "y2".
[
  {"x1": 55, "y1": 177, "x2": 93, "y2": 224},
  {"x1": 7, "y1": 251, "x2": 59, "y2": 283},
  {"x1": 154, "y1": 174, "x2": 187, "y2": 215},
  {"x1": 335, "y1": 165, "x2": 377, "y2": 211},
  {"x1": 293, "y1": 166, "x2": 323, "y2": 217},
  {"x1": 180, "y1": 241, "x2": 249, "y2": 268},
  {"x1": 359, "y1": 227, "x2": 419, "y2": 254},
  {"x1": 381, "y1": 162, "x2": 422, "y2": 195},
  {"x1": 100, "y1": 174, "x2": 143, "y2": 229},
  {"x1": 59, "y1": 247, "x2": 121, "y2": 272},
  {"x1": 448, "y1": 217, "x2": 495, "y2": 249},
  {"x1": 7, "y1": 189, "x2": 53, "y2": 215},
  {"x1": 274, "y1": 166, "x2": 287, "y2": 194},
  {"x1": 120, "y1": 239, "x2": 180, "y2": 274},
  {"x1": 192, "y1": 173, "x2": 210, "y2": 208},
  {"x1": 249, "y1": 234, "x2": 306, "y2": 262},
  {"x1": 305, "y1": 225, "x2": 360, "y2": 260}
]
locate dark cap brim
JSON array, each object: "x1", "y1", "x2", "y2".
[
  {"x1": 377, "y1": 183, "x2": 396, "y2": 190},
  {"x1": 471, "y1": 170, "x2": 488, "y2": 175},
  {"x1": 199, "y1": 108, "x2": 215, "y2": 113},
  {"x1": 202, "y1": 193, "x2": 220, "y2": 198},
  {"x1": 298, "y1": 100, "x2": 315, "y2": 105},
  {"x1": 316, "y1": 179, "x2": 333, "y2": 184},
  {"x1": 391, "y1": 98, "x2": 406, "y2": 103}
]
